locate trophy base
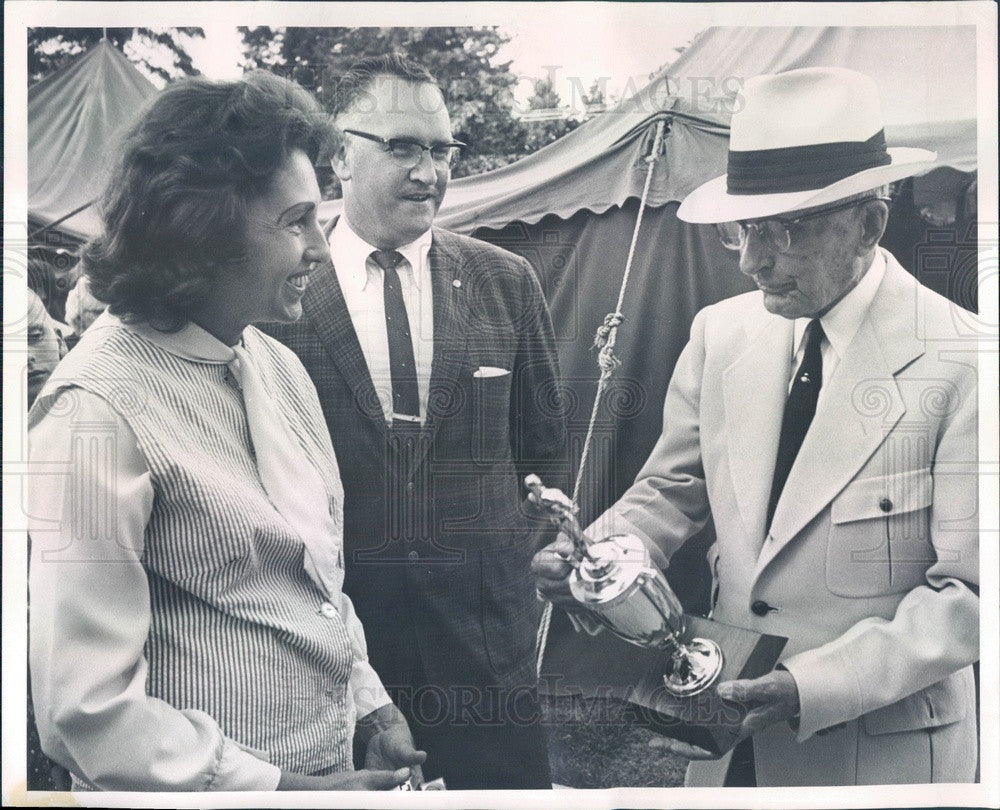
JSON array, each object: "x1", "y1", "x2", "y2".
[
  {"x1": 540, "y1": 614, "x2": 786, "y2": 755},
  {"x1": 662, "y1": 637, "x2": 724, "y2": 697}
]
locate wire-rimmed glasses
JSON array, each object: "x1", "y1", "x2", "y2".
[{"x1": 716, "y1": 197, "x2": 892, "y2": 253}]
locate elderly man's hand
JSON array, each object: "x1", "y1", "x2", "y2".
[
  {"x1": 649, "y1": 669, "x2": 801, "y2": 761},
  {"x1": 530, "y1": 533, "x2": 581, "y2": 609},
  {"x1": 717, "y1": 668, "x2": 801, "y2": 739}
]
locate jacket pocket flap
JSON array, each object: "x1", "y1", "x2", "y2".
[
  {"x1": 831, "y1": 467, "x2": 933, "y2": 525},
  {"x1": 862, "y1": 676, "x2": 968, "y2": 735}
]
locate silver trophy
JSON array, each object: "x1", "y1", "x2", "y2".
[{"x1": 527, "y1": 475, "x2": 723, "y2": 696}]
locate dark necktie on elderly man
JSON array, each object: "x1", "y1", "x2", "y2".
[
  {"x1": 766, "y1": 318, "x2": 826, "y2": 533},
  {"x1": 370, "y1": 250, "x2": 421, "y2": 423}
]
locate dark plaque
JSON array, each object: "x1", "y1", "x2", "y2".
[{"x1": 540, "y1": 614, "x2": 787, "y2": 754}]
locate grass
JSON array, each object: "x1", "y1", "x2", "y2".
[
  {"x1": 26, "y1": 694, "x2": 689, "y2": 792},
  {"x1": 541, "y1": 696, "x2": 687, "y2": 789}
]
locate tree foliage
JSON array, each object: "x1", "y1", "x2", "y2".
[
  {"x1": 581, "y1": 79, "x2": 607, "y2": 110},
  {"x1": 523, "y1": 76, "x2": 579, "y2": 153},
  {"x1": 28, "y1": 28, "x2": 203, "y2": 85},
  {"x1": 240, "y1": 26, "x2": 530, "y2": 179}
]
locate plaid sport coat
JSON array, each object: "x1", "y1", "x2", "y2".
[{"x1": 261, "y1": 226, "x2": 567, "y2": 704}]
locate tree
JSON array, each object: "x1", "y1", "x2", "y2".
[
  {"x1": 240, "y1": 26, "x2": 529, "y2": 180},
  {"x1": 522, "y1": 76, "x2": 579, "y2": 153},
  {"x1": 580, "y1": 79, "x2": 607, "y2": 113},
  {"x1": 527, "y1": 75, "x2": 562, "y2": 111},
  {"x1": 28, "y1": 27, "x2": 203, "y2": 85}
]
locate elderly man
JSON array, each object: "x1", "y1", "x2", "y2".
[
  {"x1": 262, "y1": 55, "x2": 565, "y2": 789},
  {"x1": 533, "y1": 67, "x2": 979, "y2": 787}
]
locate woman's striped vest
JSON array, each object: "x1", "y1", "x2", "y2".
[{"x1": 33, "y1": 322, "x2": 355, "y2": 775}]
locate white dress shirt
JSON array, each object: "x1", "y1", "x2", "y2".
[
  {"x1": 330, "y1": 217, "x2": 434, "y2": 424},
  {"x1": 788, "y1": 249, "x2": 886, "y2": 401},
  {"x1": 28, "y1": 314, "x2": 391, "y2": 791}
]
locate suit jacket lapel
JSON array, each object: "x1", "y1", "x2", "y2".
[
  {"x1": 756, "y1": 254, "x2": 923, "y2": 575},
  {"x1": 409, "y1": 229, "x2": 469, "y2": 472},
  {"x1": 301, "y1": 258, "x2": 386, "y2": 428},
  {"x1": 723, "y1": 315, "x2": 793, "y2": 548}
]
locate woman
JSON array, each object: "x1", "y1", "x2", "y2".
[{"x1": 28, "y1": 71, "x2": 424, "y2": 791}]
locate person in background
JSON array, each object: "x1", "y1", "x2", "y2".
[
  {"x1": 28, "y1": 253, "x2": 78, "y2": 326},
  {"x1": 534, "y1": 67, "x2": 979, "y2": 787},
  {"x1": 63, "y1": 273, "x2": 106, "y2": 339},
  {"x1": 26, "y1": 288, "x2": 68, "y2": 408},
  {"x1": 262, "y1": 54, "x2": 566, "y2": 789},
  {"x1": 28, "y1": 70, "x2": 424, "y2": 792}
]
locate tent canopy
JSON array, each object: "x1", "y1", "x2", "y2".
[
  {"x1": 29, "y1": 38, "x2": 158, "y2": 242},
  {"x1": 417, "y1": 25, "x2": 977, "y2": 234}
]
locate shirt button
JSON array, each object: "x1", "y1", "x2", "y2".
[
  {"x1": 408, "y1": 551, "x2": 419, "y2": 562},
  {"x1": 319, "y1": 602, "x2": 338, "y2": 618},
  {"x1": 751, "y1": 600, "x2": 774, "y2": 617},
  {"x1": 879, "y1": 498, "x2": 893, "y2": 512}
]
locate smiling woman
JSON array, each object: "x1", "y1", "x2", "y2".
[
  {"x1": 27, "y1": 71, "x2": 425, "y2": 792},
  {"x1": 80, "y1": 71, "x2": 332, "y2": 334}
]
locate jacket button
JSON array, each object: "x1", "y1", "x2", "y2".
[
  {"x1": 879, "y1": 497, "x2": 893, "y2": 512},
  {"x1": 406, "y1": 482, "x2": 415, "y2": 492},
  {"x1": 751, "y1": 600, "x2": 773, "y2": 617},
  {"x1": 319, "y1": 602, "x2": 338, "y2": 618},
  {"x1": 408, "y1": 550, "x2": 419, "y2": 562}
]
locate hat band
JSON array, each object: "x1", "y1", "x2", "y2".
[{"x1": 727, "y1": 130, "x2": 891, "y2": 195}]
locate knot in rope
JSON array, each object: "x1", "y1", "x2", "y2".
[
  {"x1": 593, "y1": 311, "x2": 624, "y2": 349},
  {"x1": 593, "y1": 312, "x2": 624, "y2": 376},
  {"x1": 597, "y1": 344, "x2": 621, "y2": 376}
]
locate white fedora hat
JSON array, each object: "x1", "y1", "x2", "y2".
[{"x1": 677, "y1": 67, "x2": 937, "y2": 224}]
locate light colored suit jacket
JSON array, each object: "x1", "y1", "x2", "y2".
[{"x1": 592, "y1": 250, "x2": 979, "y2": 786}]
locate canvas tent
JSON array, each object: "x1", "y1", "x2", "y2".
[
  {"x1": 27, "y1": 38, "x2": 158, "y2": 319},
  {"x1": 397, "y1": 26, "x2": 979, "y2": 610},
  {"x1": 28, "y1": 38, "x2": 158, "y2": 244},
  {"x1": 436, "y1": 25, "x2": 976, "y2": 233}
]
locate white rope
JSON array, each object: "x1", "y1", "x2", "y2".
[{"x1": 536, "y1": 118, "x2": 667, "y2": 677}]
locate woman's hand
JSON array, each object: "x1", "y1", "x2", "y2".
[
  {"x1": 277, "y1": 767, "x2": 411, "y2": 790},
  {"x1": 357, "y1": 703, "x2": 427, "y2": 787},
  {"x1": 365, "y1": 722, "x2": 427, "y2": 776}
]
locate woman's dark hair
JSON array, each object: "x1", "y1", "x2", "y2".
[{"x1": 82, "y1": 70, "x2": 332, "y2": 328}]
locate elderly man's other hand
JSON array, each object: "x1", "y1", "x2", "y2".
[
  {"x1": 530, "y1": 533, "x2": 581, "y2": 610},
  {"x1": 648, "y1": 669, "x2": 801, "y2": 761},
  {"x1": 717, "y1": 668, "x2": 801, "y2": 740},
  {"x1": 647, "y1": 735, "x2": 719, "y2": 760}
]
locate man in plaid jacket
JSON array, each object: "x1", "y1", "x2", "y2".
[{"x1": 262, "y1": 54, "x2": 566, "y2": 789}]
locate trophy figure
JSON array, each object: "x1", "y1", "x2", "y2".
[{"x1": 526, "y1": 475, "x2": 723, "y2": 696}]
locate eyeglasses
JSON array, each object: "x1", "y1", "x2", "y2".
[
  {"x1": 342, "y1": 129, "x2": 466, "y2": 169},
  {"x1": 716, "y1": 197, "x2": 892, "y2": 253}
]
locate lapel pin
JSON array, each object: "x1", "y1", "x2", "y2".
[{"x1": 452, "y1": 278, "x2": 462, "y2": 288}]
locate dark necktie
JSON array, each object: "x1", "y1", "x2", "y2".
[
  {"x1": 370, "y1": 250, "x2": 420, "y2": 420},
  {"x1": 766, "y1": 319, "x2": 825, "y2": 532}
]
